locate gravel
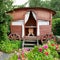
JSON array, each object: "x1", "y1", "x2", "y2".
[{"x1": 0, "y1": 52, "x2": 13, "y2": 60}]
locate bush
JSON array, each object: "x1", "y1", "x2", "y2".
[
  {"x1": 52, "y1": 18, "x2": 60, "y2": 35},
  {"x1": 0, "y1": 40, "x2": 22, "y2": 53}
]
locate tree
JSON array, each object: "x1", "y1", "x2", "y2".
[
  {"x1": 53, "y1": 11, "x2": 60, "y2": 18},
  {"x1": 50, "y1": 0, "x2": 60, "y2": 11},
  {"x1": 40, "y1": 0, "x2": 51, "y2": 9},
  {"x1": 29, "y1": 0, "x2": 42, "y2": 7},
  {"x1": 50, "y1": 0, "x2": 60, "y2": 18},
  {"x1": 29, "y1": 0, "x2": 51, "y2": 8},
  {"x1": 0, "y1": 0, "x2": 13, "y2": 41}
]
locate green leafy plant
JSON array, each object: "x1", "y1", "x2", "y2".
[
  {"x1": 0, "y1": 40, "x2": 22, "y2": 53},
  {"x1": 0, "y1": 0, "x2": 13, "y2": 42}
]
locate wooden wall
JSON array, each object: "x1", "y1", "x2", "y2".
[
  {"x1": 10, "y1": 25, "x2": 22, "y2": 37},
  {"x1": 8, "y1": 8, "x2": 55, "y2": 38},
  {"x1": 40, "y1": 25, "x2": 51, "y2": 35},
  {"x1": 9, "y1": 8, "x2": 52, "y2": 21}
]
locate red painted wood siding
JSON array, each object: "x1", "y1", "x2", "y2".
[
  {"x1": 9, "y1": 9, "x2": 52, "y2": 21},
  {"x1": 40, "y1": 25, "x2": 51, "y2": 35},
  {"x1": 10, "y1": 25, "x2": 22, "y2": 37}
]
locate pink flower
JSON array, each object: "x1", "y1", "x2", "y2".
[
  {"x1": 18, "y1": 56, "x2": 21, "y2": 60},
  {"x1": 39, "y1": 48, "x2": 42, "y2": 52},
  {"x1": 43, "y1": 45, "x2": 48, "y2": 49},
  {"x1": 24, "y1": 48, "x2": 30, "y2": 51},
  {"x1": 17, "y1": 53, "x2": 21, "y2": 60},
  {"x1": 22, "y1": 48, "x2": 30, "y2": 53},
  {"x1": 18, "y1": 59, "x2": 20, "y2": 60}
]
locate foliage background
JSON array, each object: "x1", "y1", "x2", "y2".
[{"x1": 0, "y1": 0, "x2": 60, "y2": 41}]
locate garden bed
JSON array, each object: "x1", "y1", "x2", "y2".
[{"x1": 8, "y1": 40, "x2": 60, "y2": 60}]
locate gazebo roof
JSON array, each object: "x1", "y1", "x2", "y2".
[{"x1": 7, "y1": 7, "x2": 56, "y2": 15}]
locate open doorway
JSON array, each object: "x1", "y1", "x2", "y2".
[{"x1": 25, "y1": 11, "x2": 37, "y2": 36}]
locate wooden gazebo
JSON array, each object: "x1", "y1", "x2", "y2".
[{"x1": 8, "y1": 7, "x2": 56, "y2": 48}]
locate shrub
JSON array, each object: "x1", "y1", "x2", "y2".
[
  {"x1": 0, "y1": 40, "x2": 22, "y2": 53},
  {"x1": 52, "y1": 18, "x2": 60, "y2": 35}
]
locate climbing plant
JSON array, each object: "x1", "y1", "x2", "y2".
[{"x1": 0, "y1": 0, "x2": 13, "y2": 41}]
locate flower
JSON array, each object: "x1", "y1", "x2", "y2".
[
  {"x1": 43, "y1": 45, "x2": 48, "y2": 49},
  {"x1": 51, "y1": 44, "x2": 55, "y2": 46},
  {"x1": 21, "y1": 51, "x2": 25, "y2": 60},
  {"x1": 18, "y1": 59, "x2": 20, "y2": 60},
  {"x1": 15, "y1": 51, "x2": 17, "y2": 54},
  {"x1": 44, "y1": 52, "x2": 49, "y2": 56},
  {"x1": 24, "y1": 48, "x2": 30, "y2": 51},
  {"x1": 22, "y1": 48, "x2": 30, "y2": 53},
  {"x1": 21, "y1": 51, "x2": 25, "y2": 58},
  {"x1": 56, "y1": 44, "x2": 59, "y2": 50},
  {"x1": 39, "y1": 48, "x2": 42, "y2": 52},
  {"x1": 16, "y1": 52, "x2": 20, "y2": 56},
  {"x1": 18, "y1": 56, "x2": 21, "y2": 60}
]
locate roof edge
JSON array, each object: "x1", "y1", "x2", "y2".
[{"x1": 7, "y1": 7, "x2": 56, "y2": 15}]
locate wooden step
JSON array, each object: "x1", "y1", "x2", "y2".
[
  {"x1": 24, "y1": 40, "x2": 37, "y2": 42},
  {"x1": 24, "y1": 44, "x2": 35, "y2": 46},
  {"x1": 22, "y1": 40, "x2": 39, "y2": 48},
  {"x1": 23, "y1": 47, "x2": 33, "y2": 50}
]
